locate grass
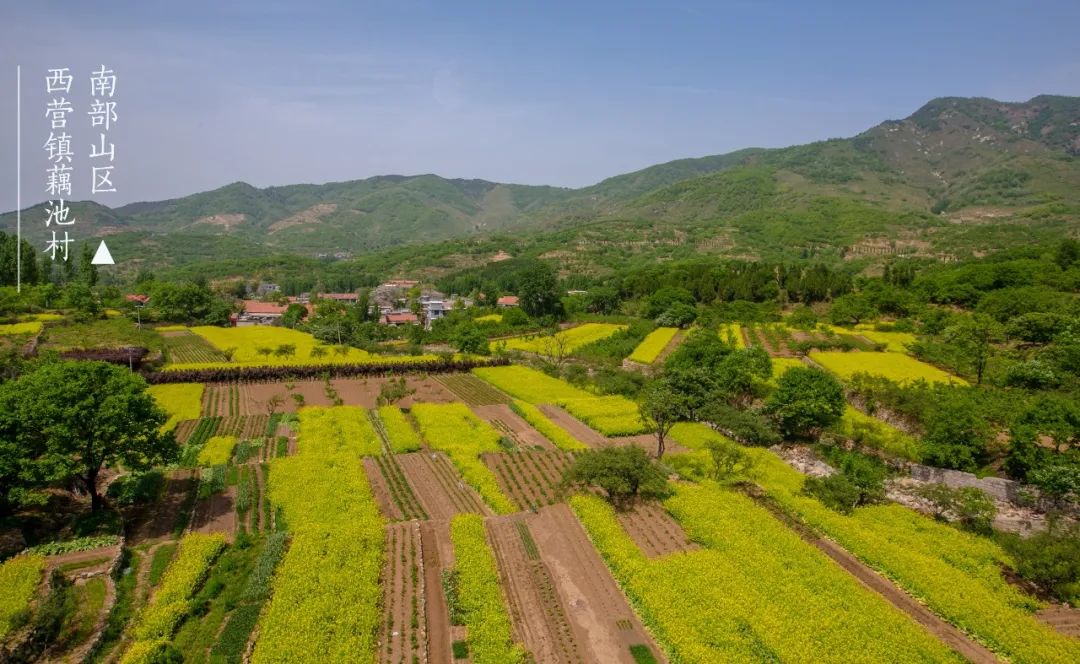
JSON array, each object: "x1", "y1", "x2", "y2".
[
  {"x1": 86, "y1": 549, "x2": 141, "y2": 664},
  {"x1": 57, "y1": 556, "x2": 111, "y2": 573},
  {"x1": 809, "y1": 351, "x2": 966, "y2": 385},
  {"x1": 147, "y1": 543, "x2": 177, "y2": 587},
  {"x1": 628, "y1": 327, "x2": 678, "y2": 363},
  {"x1": 498, "y1": 322, "x2": 626, "y2": 354},
  {"x1": 41, "y1": 316, "x2": 163, "y2": 351},
  {"x1": 0, "y1": 554, "x2": 45, "y2": 638},
  {"x1": 147, "y1": 383, "x2": 204, "y2": 432},
  {"x1": 60, "y1": 576, "x2": 108, "y2": 648}
]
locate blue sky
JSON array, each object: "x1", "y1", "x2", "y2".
[{"x1": 1, "y1": 0, "x2": 1078, "y2": 210}]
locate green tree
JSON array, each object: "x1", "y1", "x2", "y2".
[
  {"x1": 921, "y1": 390, "x2": 992, "y2": 472},
  {"x1": 518, "y1": 263, "x2": 562, "y2": 318},
  {"x1": 451, "y1": 324, "x2": 490, "y2": 355},
  {"x1": 704, "y1": 436, "x2": 755, "y2": 480},
  {"x1": 0, "y1": 361, "x2": 175, "y2": 512},
  {"x1": 562, "y1": 446, "x2": 669, "y2": 509},
  {"x1": 764, "y1": 367, "x2": 845, "y2": 438},
  {"x1": 828, "y1": 294, "x2": 875, "y2": 326},
  {"x1": 638, "y1": 378, "x2": 691, "y2": 458},
  {"x1": 79, "y1": 242, "x2": 99, "y2": 287},
  {"x1": 945, "y1": 314, "x2": 1002, "y2": 384}
]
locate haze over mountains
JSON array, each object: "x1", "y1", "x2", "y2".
[{"x1": 4, "y1": 95, "x2": 1079, "y2": 272}]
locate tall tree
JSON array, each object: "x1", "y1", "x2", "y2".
[
  {"x1": 946, "y1": 314, "x2": 1002, "y2": 385},
  {"x1": 765, "y1": 366, "x2": 845, "y2": 439},
  {"x1": 518, "y1": 262, "x2": 562, "y2": 318},
  {"x1": 638, "y1": 378, "x2": 690, "y2": 458},
  {"x1": 0, "y1": 361, "x2": 175, "y2": 512}
]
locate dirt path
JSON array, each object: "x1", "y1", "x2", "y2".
[
  {"x1": 419, "y1": 521, "x2": 453, "y2": 664},
  {"x1": 472, "y1": 404, "x2": 554, "y2": 450},
  {"x1": 538, "y1": 405, "x2": 608, "y2": 448},
  {"x1": 616, "y1": 502, "x2": 698, "y2": 559},
  {"x1": 607, "y1": 434, "x2": 689, "y2": 456},
  {"x1": 397, "y1": 453, "x2": 491, "y2": 521},
  {"x1": 380, "y1": 522, "x2": 428, "y2": 664},
  {"x1": 530, "y1": 504, "x2": 666, "y2": 664},
  {"x1": 46, "y1": 545, "x2": 121, "y2": 573},
  {"x1": 486, "y1": 516, "x2": 581, "y2": 664},
  {"x1": 813, "y1": 538, "x2": 999, "y2": 663}
]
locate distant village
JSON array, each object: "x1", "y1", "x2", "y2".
[{"x1": 234, "y1": 279, "x2": 521, "y2": 328}]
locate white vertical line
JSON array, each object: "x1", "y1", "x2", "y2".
[{"x1": 15, "y1": 65, "x2": 20, "y2": 293}]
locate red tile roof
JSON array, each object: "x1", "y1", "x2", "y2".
[
  {"x1": 497, "y1": 295, "x2": 520, "y2": 306},
  {"x1": 242, "y1": 300, "x2": 288, "y2": 315},
  {"x1": 125, "y1": 294, "x2": 149, "y2": 304},
  {"x1": 320, "y1": 293, "x2": 359, "y2": 301},
  {"x1": 384, "y1": 312, "x2": 418, "y2": 324}
]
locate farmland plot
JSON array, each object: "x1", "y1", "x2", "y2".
[
  {"x1": 810, "y1": 351, "x2": 967, "y2": 385},
  {"x1": 530, "y1": 504, "x2": 664, "y2": 664},
  {"x1": 397, "y1": 452, "x2": 492, "y2": 520},
  {"x1": 379, "y1": 522, "x2": 428, "y2": 664},
  {"x1": 616, "y1": 502, "x2": 698, "y2": 559},
  {"x1": 499, "y1": 323, "x2": 626, "y2": 355},
  {"x1": 163, "y1": 330, "x2": 229, "y2": 364},
  {"x1": 572, "y1": 491, "x2": 958, "y2": 663},
  {"x1": 484, "y1": 450, "x2": 576, "y2": 511},
  {"x1": 364, "y1": 454, "x2": 428, "y2": 521},
  {"x1": 627, "y1": 327, "x2": 678, "y2": 364},
  {"x1": 486, "y1": 516, "x2": 583, "y2": 664},
  {"x1": 436, "y1": 373, "x2": 511, "y2": 405},
  {"x1": 472, "y1": 403, "x2": 555, "y2": 450}
]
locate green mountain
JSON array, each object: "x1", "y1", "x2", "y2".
[{"x1": 3, "y1": 95, "x2": 1078, "y2": 276}]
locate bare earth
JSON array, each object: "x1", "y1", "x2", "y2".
[
  {"x1": 379, "y1": 522, "x2": 427, "y2": 664},
  {"x1": 537, "y1": 405, "x2": 608, "y2": 448},
  {"x1": 190, "y1": 483, "x2": 237, "y2": 542},
  {"x1": 239, "y1": 376, "x2": 456, "y2": 415},
  {"x1": 419, "y1": 521, "x2": 453, "y2": 664},
  {"x1": 486, "y1": 515, "x2": 582, "y2": 664},
  {"x1": 530, "y1": 504, "x2": 667, "y2": 664},
  {"x1": 397, "y1": 452, "x2": 491, "y2": 520},
  {"x1": 616, "y1": 502, "x2": 699, "y2": 559}
]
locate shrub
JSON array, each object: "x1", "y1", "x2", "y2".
[{"x1": 765, "y1": 367, "x2": 845, "y2": 438}]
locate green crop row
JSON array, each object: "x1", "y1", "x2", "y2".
[
  {"x1": 449, "y1": 514, "x2": 527, "y2": 664},
  {"x1": 557, "y1": 396, "x2": 648, "y2": 436},
  {"x1": 473, "y1": 366, "x2": 594, "y2": 403}
]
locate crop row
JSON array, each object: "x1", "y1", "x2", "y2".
[
  {"x1": 0, "y1": 554, "x2": 45, "y2": 639},
  {"x1": 717, "y1": 323, "x2": 745, "y2": 348},
  {"x1": 486, "y1": 450, "x2": 575, "y2": 511},
  {"x1": 627, "y1": 327, "x2": 678, "y2": 364},
  {"x1": 745, "y1": 447, "x2": 1080, "y2": 664},
  {"x1": 163, "y1": 332, "x2": 228, "y2": 364},
  {"x1": 436, "y1": 373, "x2": 512, "y2": 405},
  {"x1": 449, "y1": 514, "x2": 527, "y2": 664},
  {"x1": 375, "y1": 406, "x2": 422, "y2": 453},
  {"x1": 251, "y1": 403, "x2": 387, "y2": 662},
  {"x1": 121, "y1": 532, "x2": 226, "y2": 662},
  {"x1": 373, "y1": 454, "x2": 427, "y2": 520},
  {"x1": 509, "y1": 400, "x2": 587, "y2": 451},
  {"x1": 570, "y1": 493, "x2": 955, "y2": 663},
  {"x1": 410, "y1": 403, "x2": 516, "y2": 514}
]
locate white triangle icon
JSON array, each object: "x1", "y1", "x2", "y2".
[{"x1": 91, "y1": 240, "x2": 114, "y2": 265}]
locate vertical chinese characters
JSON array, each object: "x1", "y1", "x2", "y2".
[
  {"x1": 88, "y1": 65, "x2": 117, "y2": 195},
  {"x1": 43, "y1": 67, "x2": 74, "y2": 261}
]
